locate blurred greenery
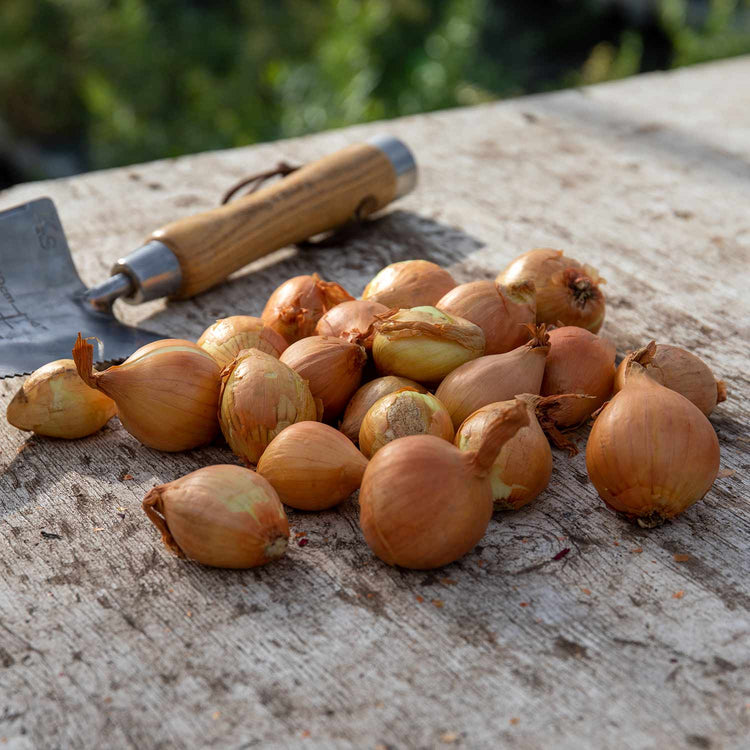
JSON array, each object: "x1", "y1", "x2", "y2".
[{"x1": 1, "y1": 0, "x2": 749, "y2": 186}]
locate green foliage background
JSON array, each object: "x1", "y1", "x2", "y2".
[{"x1": 1, "y1": 0, "x2": 749, "y2": 185}]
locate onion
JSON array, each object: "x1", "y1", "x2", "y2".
[
  {"x1": 218, "y1": 348, "x2": 321, "y2": 465},
  {"x1": 497, "y1": 248, "x2": 606, "y2": 332},
  {"x1": 359, "y1": 399, "x2": 529, "y2": 569},
  {"x1": 361, "y1": 260, "x2": 456, "y2": 308},
  {"x1": 142, "y1": 465, "x2": 289, "y2": 568},
  {"x1": 280, "y1": 336, "x2": 367, "y2": 421},
  {"x1": 455, "y1": 395, "x2": 552, "y2": 510},
  {"x1": 257, "y1": 422, "x2": 368, "y2": 510},
  {"x1": 314, "y1": 299, "x2": 389, "y2": 349},
  {"x1": 7, "y1": 359, "x2": 116, "y2": 439},
  {"x1": 436, "y1": 279, "x2": 536, "y2": 354},
  {"x1": 358, "y1": 388, "x2": 454, "y2": 458},
  {"x1": 586, "y1": 362, "x2": 720, "y2": 527},
  {"x1": 372, "y1": 306, "x2": 485, "y2": 383},
  {"x1": 73, "y1": 334, "x2": 220, "y2": 452},
  {"x1": 339, "y1": 376, "x2": 428, "y2": 443},
  {"x1": 197, "y1": 315, "x2": 287, "y2": 369},
  {"x1": 614, "y1": 341, "x2": 727, "y2": 416},
  {"x1": 261, "y1": 273, "x2": 354, "y2": 344},
  {"x1": 540, "y1": 326, "x2": 616, "y2": 426},
  {"x1": 435, "y1": 324, "x2": 550, "y2": 429}
]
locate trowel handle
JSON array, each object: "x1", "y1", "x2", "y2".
[{"x1": 149, "y1": 138, "x2": 416, "y2": 299}]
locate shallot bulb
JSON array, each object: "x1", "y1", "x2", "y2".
[
  {"x1": 497, "y1": 248, "x2": 606, "y2": 332},
  {"x1": 540, "y1": 326, "x2": 616, "y2": 426},
  {"x1": 261, "y1": 273, "x2": 353, "y2": 344},
  {"x1": 7, "y1": 359, "x2": 116, "y2": 439},
  {"x1": 372, "y1": 306, "x2": 485, "y2": 383},
  {"x1": 586, "y1": 362, "x2": 720, "y2": 527},
  {"x1": 197, "y1": 315, "x2": 287, "y2": 369},
  {"x1": 361, "y1": 259, "x2": 456, "y2": 308},
  {"x1": 359, "y1": 399, "x2": 529, "y2": 569},
  {"x1": 614, "y1": 341, "x2": 727, "y2": 416},
  {"x1": 280, "y1": 336, "x2": 367, "y2": 421},
  {"x1": 455, "y1": 395, "x2": 552, "y2": 510},
  {"x1": 257, "y1": 421, "x2": 368, "y2": 510},
  {"x1": 73, "y1": 334, "x2": 220, "y2": 452},
  {"x1": 358, "y1": 388, "x2": 454, "y2": 458},
  {"x1": 436, "y1": 280, "x2": 536, "y2": 354},
  {"x1": 435, "y1": 324, "x2": 550, "y2": 429},
  {"x1": 218, "y1": 348, "x2": 321, "y2": 465},
  {"x1": 339, "y1": 376, "x2": 428, "y2": 443},
  {"x1": 142, "y1": 465, "x2": 289, "y2": 568},
  {"x1": 314, "y1": 299, "x2": 389, "y2": 349}
]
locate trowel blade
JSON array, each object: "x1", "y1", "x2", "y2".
[{"x1": 0, "y1": 198, "x2": 162, "y2": 378}]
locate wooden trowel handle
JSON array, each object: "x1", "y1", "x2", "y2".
[{"x1": 149, "y1": 141, "x2": 403, "y2": 299}]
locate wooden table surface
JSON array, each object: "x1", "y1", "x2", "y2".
[{"x1": 1, "y1": 57, "x2": 749, "y2": 749}]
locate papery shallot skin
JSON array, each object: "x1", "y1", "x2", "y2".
[
  {"x1": 540, "y1": 326, "x2": 615, "y2": 426},
  {"x1": 261, "y1": 273, "x2": 354, "y2": 344},
  {"x1": 359, "y1": 400, "x2": 529, "y2": 569},
  {"x1": 497, "y1": 248, "x2": 606, "y2": 333},
  {"x1": 362, "y1": 260, "x2": 456, "y2": 309},
  {"x1": 142, "y1": 464, "x2": 289, "y2": 568},
  {"x1": 218, "y1": 348, "x2": 320, "y2": 465},
  {"x1": 586, "y1": 366, "x2": 720, "y2": 527},
  {"x1": 257, "y1": 421, "x2": 368, "y2": 510},
  {"x1": 339, "y1": 376, "x2": 428, "y2": 443},
  {"x1": 437, "y1": 279, "x2": 536, "y2": 354}
]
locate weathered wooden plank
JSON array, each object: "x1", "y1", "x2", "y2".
[{"x1": 1, "y1": 57, "x2": 749, "y2": 749}]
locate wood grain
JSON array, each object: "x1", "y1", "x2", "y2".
[{"x1": 1, "y1": 57, "x2": 749, "y2": 749}]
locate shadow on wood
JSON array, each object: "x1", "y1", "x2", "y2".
[{"x1": 141, "y1": 209, "x2": 485, "y2": 336}]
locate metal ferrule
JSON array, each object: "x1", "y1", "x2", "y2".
[
  {"x1": 367, "y1": 134, "x2": 418, "y2": 199},
  {"x1": 110, "y1": 240, "x2": 183, "y2": 305}
]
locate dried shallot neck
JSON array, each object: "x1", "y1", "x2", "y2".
[
  {"x1": 529, "y1": 393, "x2": 597, "y2": 456},
  {"x1": 523, "y1": 323, "x2": 551, "y2": 348}
]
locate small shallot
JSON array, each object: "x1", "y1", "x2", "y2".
[
  {"x1": 435, "y1": 324, "x2": 550, "y2": 429},
  {"x1": 280, "y1": 336, "x2": 367, "y2": 421},
  {"x1": 540, "y1": 326, "x2": 616, "y2": 426},
  {"x1": 7, "y1": 359, "x2": 116, "y2": 439},
  {"x1": 358, "y1": 388, "x2": 454, "y2": 458},
  {"x1": 261, "y1": 273, "x2": 353, "y2": 344},
  {"x1": 614, "y1": 341, "x2": 726, "y2": 416},
  {"x1": 359, "y1": 399, "x2": 529, "y2": 569},
  {"x1": 497, "y1": 248, "x2": 606, "y2": 332},
  {"x1": 586, "y1": 362, "x2": 720, "y2": 527},
  {"x1": 455, "y1": 395, "x2": 552, "y2": 510},
  {"x1": 197, "y1": 315, "x2": 287, "y2": 368},
  {"x1": 257, "y1": 421, "x2": 368, "y2": 510},
  {"x1": 142, "y1": 465, "x2": 289, "y2": 568},
  {"x1": 339, "y1": 376, "x2": 428, "y2": 443},
  {"x1": 218, "y1": 348, "x2": 320, "y2": 465},
  {"x1": 436, "y1": 279, "x2": 536, "y2": 354},
  {"x1": 73, "y1": 334, "x2": 220, "y2": 452},
  {"x1": 361, "y1": 259, "x2": 456, "y2": 308},
  {"x1": 372, "y1": 306, "x2": 485, "y2": 383},
  {"x1": 314, "y1": 299, "x2": 389, "y2": 349}
]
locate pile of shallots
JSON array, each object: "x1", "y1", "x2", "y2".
[{"x1": 7, "y1": 249, "x2": 726, "y2": 570}]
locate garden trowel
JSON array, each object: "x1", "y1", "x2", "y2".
[{"x1": 0, "y1": 135, "x2": 417, "y2": 378}]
